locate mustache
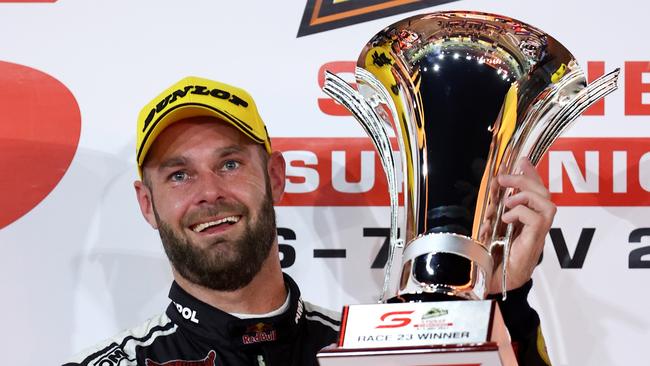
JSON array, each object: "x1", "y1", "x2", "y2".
[{"x1": 182, "y1": 201, "x2": 249, "y2": 226}]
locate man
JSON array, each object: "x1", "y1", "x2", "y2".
[{"x1": 65, "y1": 76, "x2": 554, "y2": 366}]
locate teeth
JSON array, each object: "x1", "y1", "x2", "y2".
[{"x1": 192, "y1": 216, "x2": 240, "y2": 232}]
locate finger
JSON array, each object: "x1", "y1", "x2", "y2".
[
  {"x1": 505, "y1": 190, "x2": 557, "y2": 221},
  {"x1": 497, "y1": 157, "x2": 548, "y2": 197},
  {"x1": 478, "y1": 219, "x2": 492, "y2": 242},
  {"x1": 501, "y1": 204, "x2": 552, "y2": 230},
  {"x1": 516, "y1": 157, "x2": 543, "y2": 185},
  {"x1": 498, "y1": 171, "x2": 550, "y2": 199}
]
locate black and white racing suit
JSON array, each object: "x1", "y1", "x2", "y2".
[{"x1": 64, "y1": 274, "x2": 550, "y2": 366}]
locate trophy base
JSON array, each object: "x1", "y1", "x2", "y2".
[
  {"x1": 317, "y1": 300, "x2": 517, "y2": 366},
  {"x1": 317, "y1": 343, "x2": 505, "y2": 366}
]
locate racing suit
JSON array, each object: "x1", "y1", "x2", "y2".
[{"x1": 64, "y1": 274, "x2": 550, "y2": 366}]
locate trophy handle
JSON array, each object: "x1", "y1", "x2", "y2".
[
  {"x1": 498, "y1": 67, "x2": 620, "y2": 299},
  {"x1": 323, "y1": 71, "x2": 403, "y2": 303},
  {"x1": 529, "y1": 68, "x2": 621, "y2": 164}
]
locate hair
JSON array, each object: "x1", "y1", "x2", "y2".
[{"x1": 142, "y1": 169, "x2": 152, "y2": 189}]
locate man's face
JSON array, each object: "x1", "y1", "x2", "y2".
[{"x1": 135, "y1": 117, "x2": 285, "y2": 291}]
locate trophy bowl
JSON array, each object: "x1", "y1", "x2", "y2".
[{"x1": 323, "y1": 10, "x2": 619, "y2": 303}]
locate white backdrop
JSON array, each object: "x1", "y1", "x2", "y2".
[{"x1": 0, "y1": 1, "x2": 649, "y2": 365}]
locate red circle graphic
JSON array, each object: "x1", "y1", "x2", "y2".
[{"x1": 0, "y1": 61, "x2": 81, "y2": 229}]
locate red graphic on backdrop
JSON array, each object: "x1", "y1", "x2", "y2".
[
  {"x1": 274, "y1": 137, "x2": 650, "y2": 207},
  {"x1": 0, "y1": 61, "x2": 81, "y2": 229},
  {"x1": 318, "y1": 61, "x2": 355, "y2": 116},
  {"x1": 626, "y1": 61, "x2": 650, "y2": 115}
]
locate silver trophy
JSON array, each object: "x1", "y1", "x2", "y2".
[{"x1": 323, "y1": 11, "x2": 619, "y2": 303}]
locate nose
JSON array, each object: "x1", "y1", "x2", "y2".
[{"x1": 192, "y1": 171, "x2": 226, "y2": 206}]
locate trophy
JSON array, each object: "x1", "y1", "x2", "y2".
[{"x1": 317, "y1": 11, "x2": 619, "y2": 366}]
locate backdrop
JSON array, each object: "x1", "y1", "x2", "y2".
[{"x1": 1, "y1": 1, "x2": 648, "y2": 365}]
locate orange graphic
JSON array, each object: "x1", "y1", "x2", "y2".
[
  {"x1": 298, "y1": 0, "x2": 459, "y2": 37},
  {"x1": 309, "y1": 0, "x2": 419, "y2": 26}
]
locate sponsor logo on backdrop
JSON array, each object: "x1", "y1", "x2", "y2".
[
  {"x1": 0, "y1": 61, "x2": 81, "y2": 229},
  {"x1": 297, "y1": 0, "x2": 460, "y2": 37},
  {"x1": 626, "y1": 61, "x2": 650, "y2": 115},
  {"x1": 274, "y1": 137, "x2": 650, "y2": 207},
  {"x1": 145, "y1": 350, "x2": 216, "y2": 366},
  {"x1": 537, "y1": 138, "x2": 650, "y2": 206}
]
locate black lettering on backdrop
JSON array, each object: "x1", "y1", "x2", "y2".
[
  {"x1": 273, "y1": 226, "x2": 650, "y2": 271},
  {"x1": 628, "y1": 228, "x2": 650, "y2": 269},
  {"x1": 364, "y1": 227, "x2": 400, "y2": 269},
  {"x1": 365, "y1": 228, "x2": 389, "y2": 269},
  {"x1": 277, "y1": 227, "x2": 296, "y2": 269},
  {"x1": 550, "y1": 228, "x2": 595, "y2": 268}
]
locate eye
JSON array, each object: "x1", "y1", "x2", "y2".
[
  {"x1": 221, "y1": 160, "x2": 240, "y2": 171},
  {"x1": 169, "y1": 171, "x2": 189, "y2": 182}
]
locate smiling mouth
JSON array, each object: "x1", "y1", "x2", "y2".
[{"x1": 191, "y1": 215, "x2": 241, "y2": 233}]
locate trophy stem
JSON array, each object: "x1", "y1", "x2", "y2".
[{"x1": 502, "y1": 222, "x2": 515, "y2": 300}]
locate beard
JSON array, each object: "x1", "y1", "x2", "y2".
[{"x1": 154, "y1": 186, "x2": 277, "y2": 292}]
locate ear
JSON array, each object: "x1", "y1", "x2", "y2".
[
  {"x1": 134, "y1": 180, "x2": 159, "y2": 229},
  {"x1": 267, "y1": 151, "x2": 286, "y2": 204}
]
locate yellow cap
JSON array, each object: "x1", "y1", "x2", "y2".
[{"x1": 136, "y1": 76, "x2": 272, "y2": 176}]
